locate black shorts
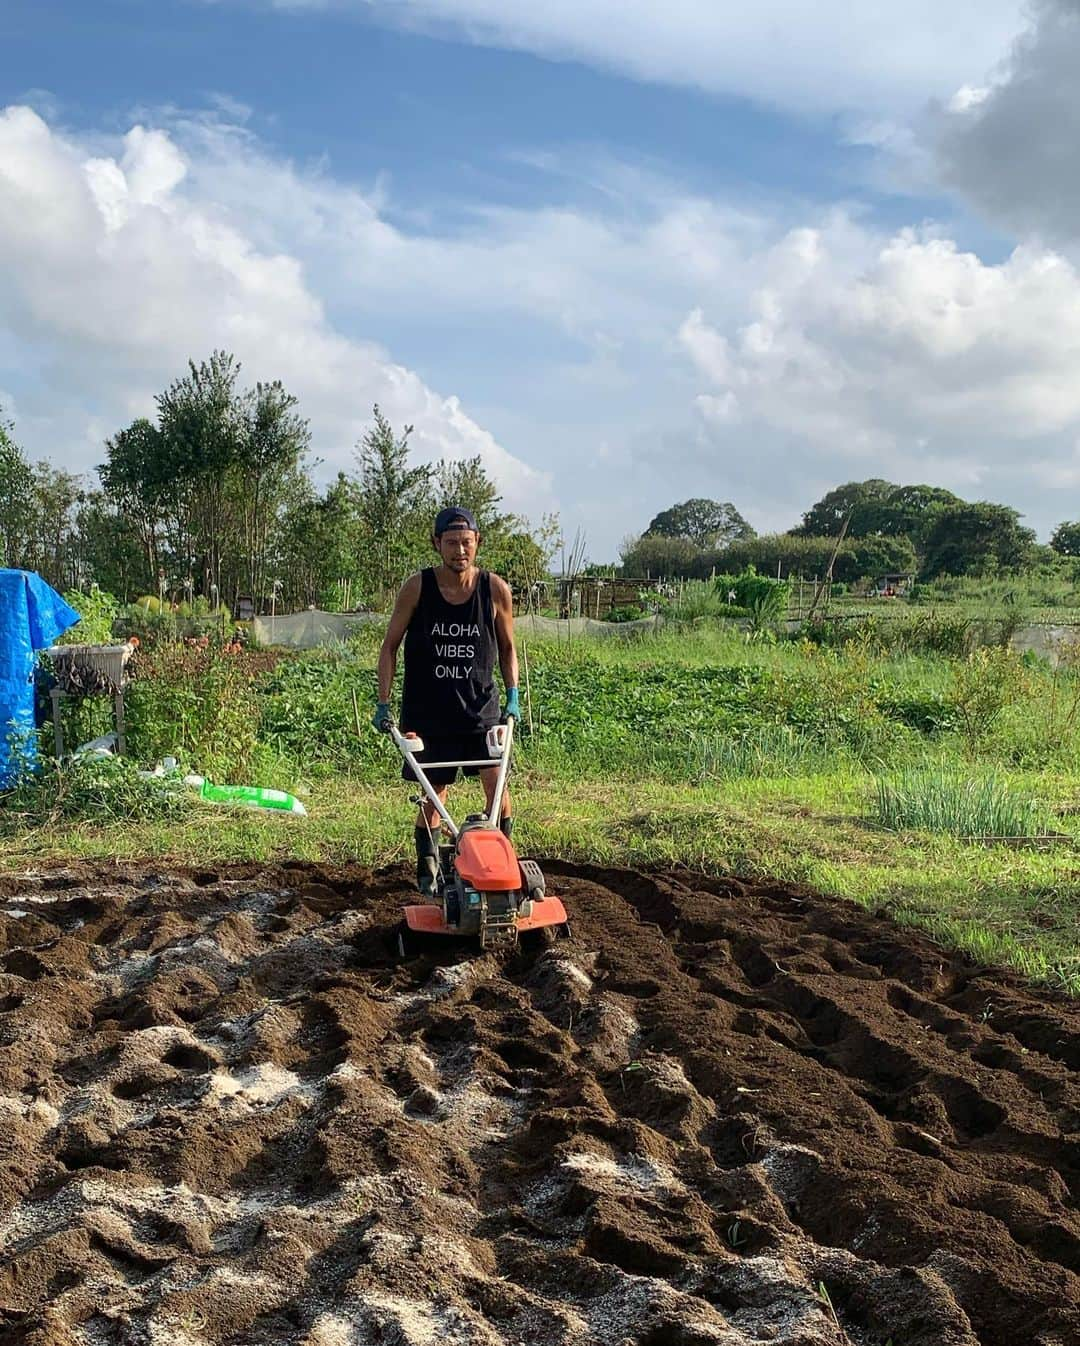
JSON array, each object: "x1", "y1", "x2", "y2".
[{"x1": 400, "y1": 731, "x2": 499, "y2": 787}]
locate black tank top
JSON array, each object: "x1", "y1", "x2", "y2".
[{"x1": 401, "y1": 568, "x2": 499, "y2": 734}]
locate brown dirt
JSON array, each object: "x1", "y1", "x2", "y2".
[{"x1": 0, "y1": 859, "x2": 1076, "y2": 1346}]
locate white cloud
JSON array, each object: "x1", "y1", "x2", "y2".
[
  {"x1": 0, "y1": 105, "x2": 551, "y2": 512},
  {"x1": 947, "y1": 84, "x2": 991, "y2": 115},
  {"x1": 7, "y1": 94, "x2": 1080, "y2": 555},
  {"x1": 258, "y1": 0, "x2": 1026, "y2": 115},
  {"x1": 679, "y1": 221, "x2": 1080, "y2": 532}
]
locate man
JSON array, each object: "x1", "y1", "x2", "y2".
[{"x1": 374, "y1": 506, "x2": 521, "y2": 896}]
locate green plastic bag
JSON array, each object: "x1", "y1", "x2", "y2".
[{"x1": 189, "y1": 776, "x2": 307, "y2": 816}]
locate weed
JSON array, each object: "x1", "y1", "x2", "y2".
[
  {"x1": 949, "y1": 648, "x2": 1030, "y2": 756},
  {"x1": 3, "y1": 754, "x2": 193, "y2": 827},
  {"x1": 815, "y1": 1281, "x2": 854, "y2": 1342}
]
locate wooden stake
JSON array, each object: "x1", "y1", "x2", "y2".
[{"x1": 522, "y1": 641, "x2": 534, "y2": 735}]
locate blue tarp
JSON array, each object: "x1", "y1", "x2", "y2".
[{"x1": 0, "y1": 570, "x2": 80, "y2": 787}]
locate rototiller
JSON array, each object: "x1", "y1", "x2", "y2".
[{"x1": 383, "y1": 715, "x2": 569, "y2": 954}]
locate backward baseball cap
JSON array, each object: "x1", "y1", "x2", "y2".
[{"x1": 434, "y1": 505, "x2": 479, "y2": 535}]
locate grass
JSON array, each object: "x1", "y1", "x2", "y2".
[
  {"x1": 6, "y1": 624, "x2": 1080, "y2": 995},
  {"x1": 874, "y1": 767, "x2": 1055, "y2": 838},
  {"x1": 3, "y1": 763, "x2": 1078, "y2": 994}
]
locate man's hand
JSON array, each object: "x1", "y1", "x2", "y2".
[
  {"x1": 503, "y1": 687, "x2": 521, "y2": 720},
  {"x1": 372, "y1": 701, "x2": 393, "y2": 732}
]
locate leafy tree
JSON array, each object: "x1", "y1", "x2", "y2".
[
  {"x1": 697, "y1": 532, "x2": 916, "y2": 585},
  {"x1": 0, "y1": 412, "x2": 32, "y2": 567},
  {"x1": 156, "y1": 351, "x2": 247, "y2": 596},
  {"x1": 795, "y1": 479, "x2": 896, "y2": 537},
  {"x1": 277, "y1": 473, "x2": 363, "y2": 610},
  {"x1": 841, "y1": 534, "x2": 917, "y2": 584},
  {"x1": 100, "y1": 418, "x2": 166, "y2": 587},
  {"x1": 75, "y1": 493, "x2": 147, "y2": 601},
  {"x1": 353, "y1": 407, "x2": 434, "y2": 604},
  {"x1": 921, "y1": 503, "x2": 1036, "y2": 579},
  {"x1": 865, "y1": 484, "x2": 963, "y2": 542},
  {"x1": 435, "y1": 456, "x2": 508, "y2": 534},
  {"x1": 1050, "y1": 520, "x2": 1080, "y2": 556},
  {"x1": 645, "y1": 498, "x2": 755, "y2": 547},
  {"x1": 104, "y1": 355, "x2": 309, "y2": 609},
  {"x1": 620, "y1": 534, "x2": 702, "y2": 578},
  {"x1": 235, "y1": 379, "x2": 310, "y2": 604},
  {"x1": 26, "y1": 463, "x2": 84, "y2": 590}
]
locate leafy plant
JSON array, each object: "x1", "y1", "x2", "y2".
[
  {"x1": 125, "y1": 646, "x2": 263, "y2": 779},
  {"x1": 59, "y1": 586, "x2": 120, "y2": 645}
]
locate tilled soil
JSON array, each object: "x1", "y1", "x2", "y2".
[{"x1": 0, "y1": 859, "x2": 1076, "y2": 1346}]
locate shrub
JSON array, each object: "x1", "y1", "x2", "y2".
[
  {"x1": 665, "y1": 581, "x2": 729, "y2": 623},
  {"x1": 125, "y1": 647, "x2": 263, "y2": 779},
  {"x1": 948, "y1": 648, "x2": 1030, "y2": 756}
]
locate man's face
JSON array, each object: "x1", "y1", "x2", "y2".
[{"x1": 434, "y1": 526, "x2": 479, "y2": 570}]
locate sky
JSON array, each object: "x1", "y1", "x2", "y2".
[{"x1": 6, "y1": 0, "x2": 1080, "y2": 559}]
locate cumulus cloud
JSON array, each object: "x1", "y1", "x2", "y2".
[
  {"x1": 7, "y1": 93, "x2": 1080, "y2": 553},
  {"x1": 0, "y1": 105, "x2": 551, "y2": 512},
  {"x1": 258, "y1": 0, "x2": 1025, "y2": 116},
  {"x1": 937, "y1": 0, "x2": 1080, "y2": 247},
  {"x1": 678, "y1": 221, "x2": 1080, "y2": 530}
]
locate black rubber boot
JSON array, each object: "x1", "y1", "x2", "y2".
[
  {"x1": 499, "y1": 815, "x2": 513, "y2": 840},
  {"x1": 414, "y1": 826, "x2": 440, "y2": 899}
]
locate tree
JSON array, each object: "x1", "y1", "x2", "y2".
[
  {"x1": 0, "y1": 412, "x2": 32, "y2": 567},
  {"x1": 99, "y1": 418, "x2": 165, "y2": 587},
  {"x1": 620, "y1": 534, "x2": 702, "y2": 578},
  {"x1": 235, "y1": 380, "x2": 310, "y2": 605},
  {"x1": 25, "y1": 463, "x2": 84, "y2": 590},
  {"x1": 692, "y1": 532, "x2": 916, "y2": 584},
  {"x1": 921, "y1": 503, "x2": 1036, "y2": 579},
  {"x1": 75, "y1": 492, "x2": 147, "y2": 601},
  {"x1": 155, "y1": 351, "x2": 246, "y2": 597},
  {"x1": 103, "y1": 355, "x2": 310, "y2": 608},
  {"x1": 277, "y1": 472, "x2": 364, "y2": 610},
  {"x1": 1050, "y1": 520, "x2": 1080, "y2": 557},
  {"x1": 864, "y1": 484, "x2": 963, "y2": 543},
  {"x1": 353, "y1": 407, "x2": 434, "y2": 604},
  {"x1": 795, "y1": 480, "x2": 896, "y2": 537},
  {"x1": 645, "y1": 498, "x2": 755, "y2": 548},
  {"x1": 435, "y1": 456, "x2": 508, "y2": 535},
  {"x1": 839, "y1": 534, "x2": 918, "y2": 585}
]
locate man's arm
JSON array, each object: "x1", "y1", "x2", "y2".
[
  {"x1": 377, "y1": 573, "x2": 422, "y2": 704},
  {"x1": 491, "y1": 573, "x2": 519, "y2": 693}
]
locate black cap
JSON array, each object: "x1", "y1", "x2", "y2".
[{"x1": 434, "y1": 506, "x2": 478, "y2": 536}]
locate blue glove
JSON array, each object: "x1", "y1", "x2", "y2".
[
  {"x1": 372, "y1": 701, "x2": 392, "y2": 732},
  {"x1": 503, "y1": 687, "x2": 521, "y2": 720}
]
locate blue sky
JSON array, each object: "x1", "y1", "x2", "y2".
[{"x1": 9, "y1": 0, "x2": 1080, "y2": 558}]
